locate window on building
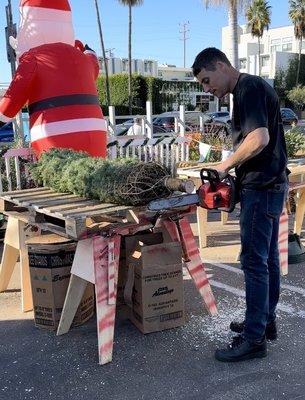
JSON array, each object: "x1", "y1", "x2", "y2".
[
  {"x1": 271, "y1": 38, "x2": 281, "y2": 53},
  {"x1": 282, "y1": 43, "x2": 292, "y2": 51},
  {"x1": 282, "y1": 37, "x2": 293, "y2": 52},
  {"x1": 185, "y1": 72, "x2": 193, "y2": 78},
  {"x1": 261, "y1": 56, "x2": 269, "y2": 67},
  {"x1": 158, "y1": 71, "x2": 163, "y2": 77},
  {"x1": 282, "y1": 37, "x2": 293, "y2": 43},
  {"x1": 122, "y1": 59, "x2": 128, "y2": 72},
  {"x1": 144, "y1": 61, "x2": 152, "y2": 74},
  {"x1": 239, "y1": 58, "x2": 247, "y2": 69}
]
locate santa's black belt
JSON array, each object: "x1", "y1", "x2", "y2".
[{"x1": 28, "y1": 94, "x2": 100, "y2": 115}]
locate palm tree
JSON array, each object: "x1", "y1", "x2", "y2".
[
  {"x1": 203, "y1": 1, "x2": 250, "y2": 69},
  {"x1": 94, "y1": 0, "x2": 111, "y2": 106},
  {"x1": 118, "y1": 0, "x2": 143, "y2": 115},
  {"x1": 289, "y1": 0, "x2": 305, "y2": 86},
  {"x1": 246, "y1": 0, "x2": 271, "y2": 76}
]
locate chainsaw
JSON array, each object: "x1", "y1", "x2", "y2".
[{"x1": 148, "y1": 168, "x2": 237, "y2": 213}]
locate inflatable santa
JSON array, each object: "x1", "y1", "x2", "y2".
[{"x1": 0, "y1": 0, "x2": 107, "y2": 158}]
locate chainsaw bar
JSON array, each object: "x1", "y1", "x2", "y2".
[{"x1": 148, "y1": 193, "x2": 199, "y2": 211}]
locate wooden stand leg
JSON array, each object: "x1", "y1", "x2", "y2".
[
  {"x1": 0, "y1": 216, "x2": 21, "y2": 292},
  {"x1": 163, "y1": 218, "x2": 218, "y2": 316},
  {"x1": 279, "y1": 210, "x2": 289, "y2": 276},
  {"x1": 93, "y1": 235, "x2": 121, "y2": 365},
  {"x1": 197, "y1": 207, "x2": 208, "y2": 248},
  {"x1": 57, "y1": 274, "x2": 88, "y2": 336},
  {"x1": 294, "y1": 188, "x2": 305, "y2": 235},
  {"x1": 221, "y1": 211, "x2": 228, "y2": 225},
  {"x1": 19, "y1": 245, "x2": 33, "y2": 312},
  {"x1": 0, "y1": 244, "x2": 19, "y2": 292},
  {"x1": 19, "y1": 224, "x2": 36, "y2": 312},
  {"x1": 0, "y1": 216, "x2": 40, "y2": 311}
]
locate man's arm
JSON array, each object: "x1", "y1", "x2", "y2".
[{"x1": 215, "y1": 127, "x2": 269, "y2": 175}]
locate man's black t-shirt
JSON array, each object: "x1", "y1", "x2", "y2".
[{"x1": 232, "y1": 73, "x2": 288, "y2": 189}]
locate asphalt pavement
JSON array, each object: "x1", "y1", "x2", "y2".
[{"x1": 1, "y1": 210, "x2": 305, "y2": 400}]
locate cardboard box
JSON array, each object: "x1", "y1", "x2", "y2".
[
  {"x1": 126, "y1": 238, "x2": 185, "y2": 334},
  {"x1": 27, "y1": 236, "x2": 94, "y2": 330},
  {"x1": 117, "y1": 232, "x2": 163, "y2": 306}
]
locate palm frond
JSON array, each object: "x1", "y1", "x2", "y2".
[
  {"x1": 117, "y1": 0, "x2": 143, "y2": 5},
  {"x1": 203, "y1": 0, "x2": 253, "y2": 11},
  {"x1": 246, "y1": 0, "x2": 271, "y2": 38},
  {"x1": 289, "y1": 0, "x2": 305, "y2": 40}
]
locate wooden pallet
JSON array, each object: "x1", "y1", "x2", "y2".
[{"x1": 0, "y1": 187, "x2": 134, "y2": 239}]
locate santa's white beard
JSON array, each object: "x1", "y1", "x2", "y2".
[{"x1": 15, "y1": 19, "x2": 74, "y2": 58}]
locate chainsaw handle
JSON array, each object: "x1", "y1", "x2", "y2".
[
  {"x1": 219, "y1": 174, "x2": 236, "y2": 213},
  {"x1": 200, "y1": 168, "x2": 226, "y2": 191}
]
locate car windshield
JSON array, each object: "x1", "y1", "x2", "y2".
[
  {"x1": 154, "y1": 117, "x2": 175, "y2": 125},
  {"x1": 281, "y1": 109, "x2": 295, "y2": 117}
]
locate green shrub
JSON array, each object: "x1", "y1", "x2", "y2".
[
  {"x1": 285, "y1": 126, "x2": 305, "y2": 157},
  {"x1": 101, "y1": 105, "x2": 145, "y2": 116}
]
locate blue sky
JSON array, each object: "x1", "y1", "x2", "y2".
[{"x1": 0, "y1": 0, "x2": 290, "y2": 83}]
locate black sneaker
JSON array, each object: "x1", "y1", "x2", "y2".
[
  {"x1": 229, "y1": 320, "x2": 277, "y2": 341},
  {"x1": 215, "y1": 335, "x2": 267, "y2": 362}
]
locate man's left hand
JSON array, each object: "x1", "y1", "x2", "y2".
[{"x1": 214, "y1": 163, "x2": 229, "y2": 180}]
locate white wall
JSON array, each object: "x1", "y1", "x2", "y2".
[{"x1": 222, "y1": 24, "x2": 305, "y2": 79}]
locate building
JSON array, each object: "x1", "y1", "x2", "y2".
[
  {"x1": 99, "y1": 57, "x2": 196, "y2": 81},
  {"x1": 0, "y1": 84, "x2": 8, "y2": 99},
  {"x1": 99, "y1": 57, "x2": 158, "y2": 77},
  {"x1": 98, "y1": 57, "x2": 218, "y2": 111},
  {"x1": 222, "y1": 24, "x2": 305, "y2": 80},
  {"x1": 157, "y1": 64, "x2": 194, "y2": 81}
]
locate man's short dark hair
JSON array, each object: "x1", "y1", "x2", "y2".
[{"x1": 192, "y1": 47, "x2": 231, "y2": 76}]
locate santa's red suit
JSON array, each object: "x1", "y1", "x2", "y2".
[{"x1": 0, "y1": 0, "x2": 107, "y2": 158}]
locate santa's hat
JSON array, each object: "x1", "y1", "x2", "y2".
[
  {"x1": 21, "y1": 0, "x2": 71, "y2": 11},
  {"x1": 20, "y1": 0, "x2": 72, "y2": 19},
  {"x1": 15, "y1": 0, "x2": 74, "y2": 57}
]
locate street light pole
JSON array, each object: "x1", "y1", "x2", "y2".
[
  {"x1": 5, "y1": 0, "x2": 16, "y2": 76},
  {"x1": 94, "y1": 0, "x2": 111, "y2": 107},
  {"x1": 5, "y1": 0, "x2": 24, "y2": 146}
]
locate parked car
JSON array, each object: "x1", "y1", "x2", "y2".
[
  {"x1": 280, "y1": 108, "x2": 298, "y2": 126},
  {"x1": 0, "y1": 122, "x2": 14, "y2": 142},
  {"x1": 152, "y1": 111, "x2": 207, "y2": 131},
  {"x1": 206, "y1": 111, "x2": 231, "y2": 124},
  {"x1": 114, "y1": 110, "x2": 231, "y2": 137}
]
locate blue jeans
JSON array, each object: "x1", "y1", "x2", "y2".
[{"x1": 239, "y1": 184, "x2": 287, "y2": 343}]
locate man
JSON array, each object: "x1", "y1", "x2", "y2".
[
  {"x1": 127, "y1": 117, "x2": 143, "y2": 136},
  {"x1": 192, "y1": 48, "x2": 288, "y2": 362}
]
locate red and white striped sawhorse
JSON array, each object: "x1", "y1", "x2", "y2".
[
  {"x1": 57, "y1": 214, "x2": 218, "y2": 365},
  {"x1": 279, "y1": 210, "x2": 289, "y2": 276},
  {"x1": 162, "y1": 217, "x2": 218, "y2": 316},
  {"x1": 93, "y1": 235, "x2": 121, "y2": 364}
]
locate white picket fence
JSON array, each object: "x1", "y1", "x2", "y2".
[
  {"x1": 0, "y1": 147, "x2": 34, "y2": 193},
  {"x1": 107, "y1": 135, "x2": 190, "y2": 174}
]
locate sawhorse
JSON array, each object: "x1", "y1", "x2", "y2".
[
  {"x1": 56, "y1": 212, "x2": 218, "y2": 365},
  {"x1": 0, "y1": 212, "x2": 40, "y2": 312}
]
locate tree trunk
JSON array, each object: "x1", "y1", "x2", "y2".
[
  {"x1": 128, "y1": 3, "x2": 132, "y2": 115},
  {"x1": 258, "y1": 36, "x2": 261, "y2": 76},
  {"x1": 94, "y1": 0, "x2": 111, "y2": 106},
  {"x1": 296, "y1": 38, "x2": 302, "y2": 86},
  {"x1": 228, "y1": 0, "x2": 238, "y2": 69}
]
